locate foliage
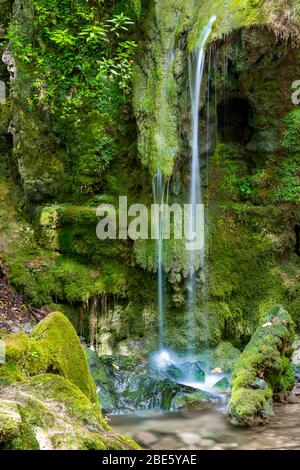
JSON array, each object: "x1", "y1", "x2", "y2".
[
  {"x1": 7, "y1": 1, "x2": 137, "y2": 121},
  {"x1": 283, "y1": 108, "x2": 300, "y2": 154},
  {"x1": 274, "y1": 155, "x2": 300, "y2": 203}
]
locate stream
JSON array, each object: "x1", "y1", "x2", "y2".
[{"x1": 109, "y1": 395, "x2": 300, "y2": 450}]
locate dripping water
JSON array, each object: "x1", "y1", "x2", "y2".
[
  {"x1": 187, "y1": 15, "x2": 216, "y2": 356},
  {"x1": 153, "y1": 170, "x2": 166, "y2": 351}
]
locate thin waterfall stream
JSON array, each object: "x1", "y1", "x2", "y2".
[
  {"x1": 187, "y1": 15, "x2": 216, "y2": 356},
  {"x1": 153, "y1": 170, "x2": 166, "y2": 351}
]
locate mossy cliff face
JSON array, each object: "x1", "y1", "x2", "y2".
[
  {"x1": 133, "y1": 0, "x2": 300, "y2": 347},
  {"x1": 0, "y1": 0, "x2": 299, "y2": 352},
  {"x1": 227, "y1": 305, "x2": 295, "y2": 426},
  {"x1": 0, "y1": 312, "x2": 139, "y2": 449}
]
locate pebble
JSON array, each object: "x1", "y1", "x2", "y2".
[
  {"x1": 177, "y1": 432, "x2": 202, "y2": 446},
  {"x1": 134, "y1": 431, "x2": 158, "y2": 447},
  {"x1": 224, "y1": 442, "x2": 239, "y2": 449},
  {"x1": 200, "y1": 438, "x2": 216, "y2": 448},
  {"x1": 151, "y1": 437, "x2": 179, "y2": 450}
]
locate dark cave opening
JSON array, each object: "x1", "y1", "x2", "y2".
[{"x1": 217, "y1": 97, "x2": 253, "y2": 144}]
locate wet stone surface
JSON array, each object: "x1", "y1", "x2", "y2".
[{"x1": 110, "y1": 397, "x2": 300, "y2": 450}]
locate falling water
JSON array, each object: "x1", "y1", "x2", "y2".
[
  {"x1": 153, "y1": 170, "x2": 166, "y2": 351},
  {"x1": 187, "y1": 15, "x2": 216, "y2": 355}
]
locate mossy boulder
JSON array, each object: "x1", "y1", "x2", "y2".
[
  {"x1": 0, "y1": 401, "x2": 21, "y2": 443},
  {"x1": 0, "y1": 376, "x2": 139, "y2": 450},
  {"x1": 227, "y1": 305, "x2": 295, "y2": 427},
  {"x1": 1, "y1": 312, "x2": 98, "y2": 403},
  {"x1": 171, "y1": 390, "x2": 218, "y2": 411},
  {"x1": 0, "y1": 312, "x2": 139, "y2": 450}
]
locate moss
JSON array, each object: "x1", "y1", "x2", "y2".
[
  {"x1": 227, "y1": 305, "x2": 295, "y2": 426},
  {"x1": 208, "y1": 341, "x2": 241, "y2": 372},
  {"x1": 0, "y1": 401, "x2": 21, "y2": 443},
  {"x1": 0, "y1": 314, "x2": 139, "y2": 450},
  {"x1": 31, "y1": 312, "x2": 98, "y2": 403},
  {"x1": 171, "y1": 390, "x2": 215, "y2": 410},
  {"x1": 6, "y1": 404, "x2": 41, "y2": 451},
  {"x1": 188, "y1": 0, "x2": 300, "y2": 49},
  {"x1": 27, "y1": 374, "x2": 105, "y2": 428},
  {"x1": 4, "y1": 244, "x2": 130, "y2": 305},
  {"x1": 133, "y1": 0, "x2": 187, "y2": 176},
  {"x1": 1, "y1": 312, "x2": 98, "y2": 404}
]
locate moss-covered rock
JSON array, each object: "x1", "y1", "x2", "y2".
[
  {"x1": 31, "y1": 312, "x2": 98, "y2": 403},
  {"x1": 1, "y1": 312, "x2": 98, "y2": 403},
  {"x1": 0, "y1": 401, "x2": 21, "y2": 443},
  {"x1": 227, "y1": 305, "x2": 295, "y2": 426},
  {"x1": 0, "y1": 312, "x2": 139, "y2": 450}
]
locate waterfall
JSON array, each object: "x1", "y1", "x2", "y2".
[
  {"x1": 187, "y1": 16, "x2": 216, "y2": 355},
  {"x1": 153, "y1": 170, "x2": 166, "y2": 351}
]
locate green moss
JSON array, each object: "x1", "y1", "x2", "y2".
[
  {"x1": 1, "y1": 312, "x2": 98, "y2": 404},
  {"x1": 283, "y1": 108, "x2": 300, "y2": 153},
  {"x1": 27, "y1": 374, "x2": 105, "y2": 427},
  {"x1": 188, "y1": 0, "x2": 296, "y2": 50},
  {"x1": 171, "y1": 391, "x2": 215, "y2": 410},
  {"x1": 0, "y1": 401, "x2": 21, "y2": 444},
  {"x1": 209, "y1": 341, "x2": 241, "y2": 372},
  {"x1": 31, "y1": 312, "x2": 98, "y2": 403},
  {"x1": 4, "y1": 243, "x2": 130, "y2": 305},
  {"x1": 0, "y1": 312, "x2": 139, "y2": 450},
  {"x1": 228, "y1": 305, "x2": 295, "y2": 426}
]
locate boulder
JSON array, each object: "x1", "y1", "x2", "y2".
[
  {"x1": 183, "y1": 362, "x2": 205, "y2": 382},
  {"x1": 0, "y1": 313, "x2": 138, "y2": 450},
  {"x1": 213, "y1": 377, "x2": 231, "y2": 393},
  {"x1": 227, "y1": 305, "x2": 295, "y2": 427}
]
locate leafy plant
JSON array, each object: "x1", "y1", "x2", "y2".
[{"x1": 7, "y1": 0, "x2": 137, "y2": 120}]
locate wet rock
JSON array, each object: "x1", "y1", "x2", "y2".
[
  {"x1": 225, "y1": 442, "x2": 239, "y2": 449},
  {"x1": 134, "y1": 431, "x2": 158, "y2": 447},
  {"x1": 177, "y1": 432, "x2": 201, "y2": 446},
  {"x1": 212, "y1": 367, "x2": 223, "y2": 375},
  {"x1": 201, "y1": 438, "x2": 216, "y2": 448},
  {"x1": 250, "y1": 379, "x2": 267, "y2": 390},
  {"x1": 183, "y1": 362, "x2": 205, "y2": 382},
  {"x1": 151, "y1": 436, "x2": 179, "y2": 450},
  {"x1": 165, "y1": 364, "x2": 184, "y2": 380},
  {"x1": 171, "y1": 390, "x2": 218, "y2": 411},
  {"x1": 213, "y1": 377, "x2": 231, "y2": 393}
]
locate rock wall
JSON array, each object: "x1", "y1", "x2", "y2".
[{"x1": 0, "y1": 0, "x2": 299, "y2": 352}]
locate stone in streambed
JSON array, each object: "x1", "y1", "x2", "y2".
[
  {"x1": 165, "y1": 364, "x2": 184, "y2": 380},
  {"x1": 134, "y1": 431, "x2": 158, "y2": 447},
  {"x1": 177, "y1": 432, "x2": 201, "y2": 446},
  {"x1": 183, "y1": 362, "x2": 205, "y2": 382},
  {"x1": 213, "y1": 377, "x2": 231, "y2": 393},
  {"x1": 171, "y1": 390, "x2": 218, "y2": 411}
]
